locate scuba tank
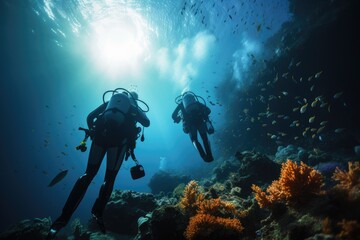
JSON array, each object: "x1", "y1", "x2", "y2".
[
  {"x1": 182, "y1": 92, "x2": 199, "y2": 113},
  {"x1": 103, "y1": 92, "x2": 131, "y2": 127}
]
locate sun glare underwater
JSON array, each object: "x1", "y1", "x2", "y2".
[{"x1": 1, "y1": 0, "x2": 359, "y2": 239}]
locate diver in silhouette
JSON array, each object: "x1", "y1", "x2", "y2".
[
  {"x1": 172, "y1": 91, "x2": 214, "y2": 162},
  {"x1": 47, "y1": 88, "x2": 150, "y2": 239}
]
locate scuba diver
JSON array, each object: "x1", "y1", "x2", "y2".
[
  {"x1": 47, "y1": 88, "x2": 150, "y2": 239},
  {"x1": 172, "y1": 91, "x2": 214, "y2": 162}
]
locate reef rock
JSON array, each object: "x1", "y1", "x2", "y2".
[
  {"x1": 229, "y1": 151, "x2": 281, "y2": 197},
  {"x1": 0, "y1": 217, "x2": 51, "y2": 240},
  {"x1": 98, "y1": 190, "x2": 158, "y2": 236},
  {"x1": 134, "y1": 205, "x2": 187, "y2": 240},
  {"x1": 275, "y1": 145, "x2": 308, "y2": 164},
  {"x1": 148, "y1": 170, "x2": 191, "y2": 195}
]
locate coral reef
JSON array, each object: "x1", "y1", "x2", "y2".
[
  {"x1": 220, "y1": 150, "x2": 281, "y2": 197},
  {"x1": 0, "y1": 218, "x2": 51, "y2": 240},
  {"x1": 252, "y1": 160, "x2": 324, "y2": 207},
  {"x1": 184, "y1": 213, "x2": 243, "y2": 240},
  {"x1": 179, "y1": 181, "x2": 244, "y2": 240},
  {"x1": 98, "y1": 190, "x2": 157, "y2": 236},
  {"x1": 332, "y1": 161, "x2": 360, "y2": 201}
]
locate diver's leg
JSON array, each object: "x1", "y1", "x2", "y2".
[
  {"x1": 199, "y1": 123, "x2": 213, "y2": 162},
  {"x1": 91, "y1": 142, "x2": 127, "y2": 233},
  {"x1": 48, "y1": 143, "x2": 105, "y2": 238},
  {"x1": 189, "y1": 126, "x2": 206, "y2": 160}
]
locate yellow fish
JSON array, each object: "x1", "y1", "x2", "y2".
[
  {"x1": 300, "y1": 103, "x2": 308, "y2": 114},
  {"x1": 333, "y1": 91, "x2": 343, "y2": 99},
  {"x1": 315, "y1": 71, "x2": 323, "y2": 78},
  {"x1": 311, "y1": 99, "x2": 318, "y2": 107},
  {"x1": 309, "y1": 116, "x2": 316, "y2": 123},
  {"x1": 320, "y1": 121, "x2": 328, "y2": 126},
  {"x1": 317, "y1": 126, "x2": 325, "y2": 134}
]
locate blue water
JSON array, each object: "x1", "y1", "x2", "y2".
[{"x1": 0, "y1": 0, "x2": 292, "y2": 231}]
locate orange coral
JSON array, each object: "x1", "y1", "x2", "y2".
[
  {"x1": 332, "y1": 162, "x2": 360, "y2": 201},
  {"x1": 180, "y1": 180, "x2": 205, "y2": 216},
  {"x1": 184, "y1": 213, "x2": 244, "y2": 240},
  {"x1": 336, "y1": 219, "x2": 360, "y2": 240},
  {"x1": 252, "y1": 159, "x2": 324, "y2": 207},
  {"x1": 180, "y1": 181, "x2": 244, "y2": 240}
]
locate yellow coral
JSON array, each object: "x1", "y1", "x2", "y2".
[
  {"x1": 252, "y1": 160, "x2": 324, "y2": 207},
  {"x1": 184, "y1": 213, "x2": 243, "y2": 240}
]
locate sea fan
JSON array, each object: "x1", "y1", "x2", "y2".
[
  {"x1": 184, "y1": 213, "x2": 243, "y2": 240},
  {"x1": 332, "y1": 161, "x2": 360, "y2": 201},
  {"x1": 179, "y1": 181, "x2": 244, "y2": 240},
  {"x1": 252, "y1": 159, "x2": 324, "y2": 207}
]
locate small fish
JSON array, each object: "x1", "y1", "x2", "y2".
[
  {"x1": 309, "y1": 116, "x2": 316, "y2": 123},
  {"x1": 296, "y1": 61, "x2": 301, "y2": 67},
  {"x1": 257, "y1": 24, "x2": 261, "y2": 32},
  {"x1": 293, "y1": 107, "x2": 299, "y2": 112},
  {"x1": 294, "y1": 136, "x2": 299, "y2": 140},
  {"x1": 271, "y1": 135, "x2": 277, "y2": 139},
  {"x1": 315, "y1": 71, "x2": 323, "y2": 78},
  {"x1": 320, "y1": 121, "x2": 328, "y2": 126},
  {"x1": 328, "y1": 105, "x2": 331, "y2": 112},
  {"x1": 310, "y1": 85, "x2": 315, "y2": 91},
  {"x1": 311, "y1": 99, "x2": 318, "y2": 107},
  {"x1": 320, "y1": 102, "x2": 328, "y2": 108},
  {"x1": 300, "y1": 103, "x2": 308, "y2": 114},
  {"x1": 312, "y1": 134, "x2": 316, "y2": 139},
  {"x1": 274, "y1": 73, "x2": 279, "y2": 82},
  {"x1": 246, "y1": 127, "x2": 251, "y2": 131},
  {"x1": 48, "y1": 170, "x2": 68, "y2": 187},
  {"x1": 333, "y1": 91, "x2": 343, "y2": 99},
  {"x1": 262, "y1": 124, "x2": 267, "y2": 127},
  {"x1": 272, "y1": 120, "x2": 277, "y2": 125},
  {"x1": 282, "y1": 72, "x2": 289, "y2": 78},
  {"x1": 308, "y1": 76, "x2": 313, "y2": 81},
  {"x1": 278, "y1": 132, "x2": 287, "y2": 137},
  {"x1": 335, "y1": 128, "x2": 345, "y2": 133},
  {"x1": 317, "y1": 126, "x2": 325, "y2": 134},
  {"x1": 281, "y1": 91, "x2": 288, "y2": 96}
]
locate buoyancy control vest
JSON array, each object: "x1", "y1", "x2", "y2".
[{"x1": 94, "y1": 93, "x2": 132, "y2": 147}]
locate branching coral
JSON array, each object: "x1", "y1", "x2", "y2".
[
  {"x1": 179, "y1": 181, "x2": 244, "y2": 240},
  {"x1": 252, "y1": 159, "x2": 324, "y2": 207},
  {"x1": 184, "y1": 213, "x2": 244, "y2": 240},
  {"x1": 332, "y1": 162, "x2": 360, "y2": 201},
  {"x1": 179, "y1": 180, "x2": 205, "y2": 216},
  {"x1": 336, "y1": 219, "x2": 360, "y2": 240}
]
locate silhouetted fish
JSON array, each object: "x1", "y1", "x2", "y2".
[{"x1": 48, "y1": 170, "x2": 68, "y2": 187}]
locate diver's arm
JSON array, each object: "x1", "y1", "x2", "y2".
[
  {"x1": 133, "y1": 107, "x2": 150, "y2": 127},
  {"x1": 87, "y1": 103, "x2": 107, "y2": 129},
  {"x1": 171, "y1": 104, "x2": 182, "y2": 123}
]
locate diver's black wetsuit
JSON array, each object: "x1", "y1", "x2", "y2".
[
  {"x1": 172, "y1": 101, "x2": 213, "y2": 162},
  {"x1": 48, "y1": 95, "x2": 149, "y2": 238}
]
